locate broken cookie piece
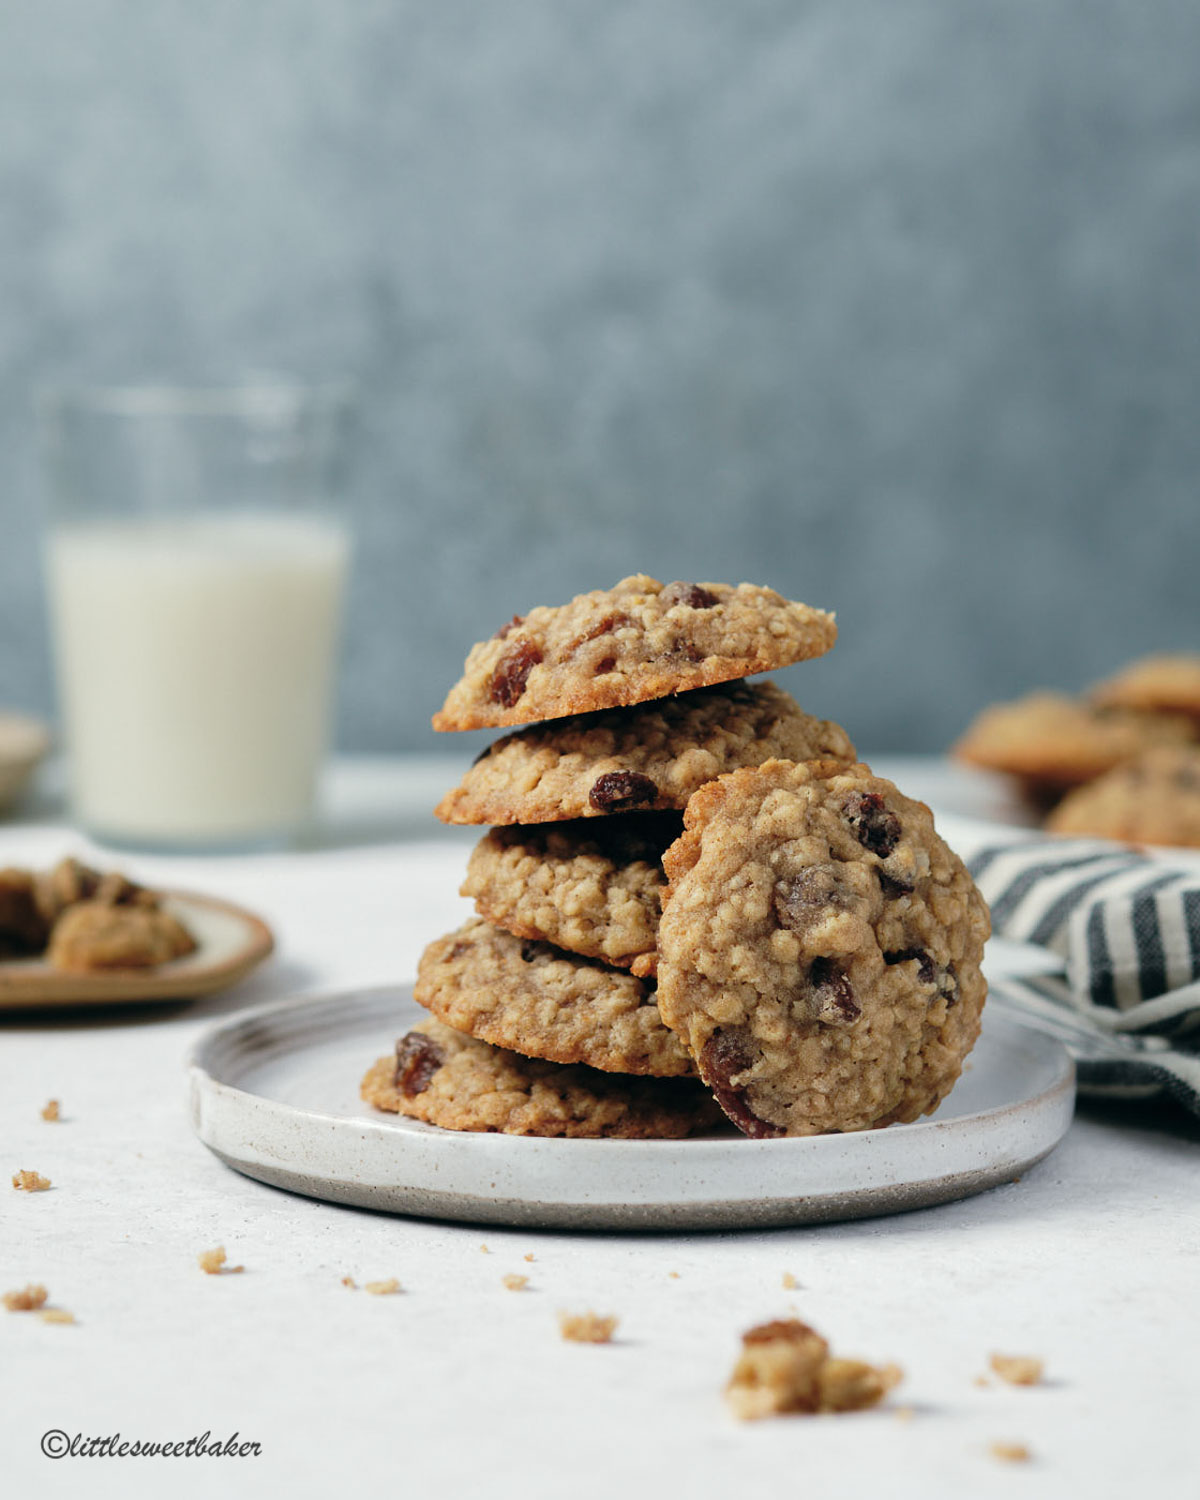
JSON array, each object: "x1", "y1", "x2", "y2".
[
  {"x1": 47, "y1": 901, "x2": 196, "y2": 972},
  {"x1": 11, "y1": 1169, "x2": 51, "y2": 1192},
  {"x1": 3, "y1": 1284, "x2": 49, "y2": 1311},
  {"x1": 0, "y1": 856, "x2": 198, "y2": 972},
  {"x1": 558, "y1": 1311, "x2": 618, "y2": 1344},
  {"x1": 197, "y1": 1246, "x2": 244, "y2": 1275},
  {"x1": 989, "y1": 1353, "x2": 1044, "y2": 1387},
  {"x1": 726, "y1": 1318, "x2": 902, "y2": 1420}
]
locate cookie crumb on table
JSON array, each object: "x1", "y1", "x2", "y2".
[
  {"x1": 40, "y1": 1100, "x2": 60, "y2": 1122},
  {"x1": 726, "y1": 1319, "x2": 902, "y2": 1420},
  {"x1": 3, "y1": 1284, "x2": 49, "y2": 1311},
  {"x1": 341, "y1": 1276, "x2": 357, "y2": 1289},
  {"x1": 523, "y1": 1253, "x2": 535, "y2": 1263},
  {"x1": 12, "y1": 1169, "x2": 51, "y2": 1192},
  {"x1": 781, "y1": 1272, "x2": 799, "y2": 1290},
  {"x1": 40, "y1": 1308, "x2": 76, "y2": 1325},
  {"x1": 364, "y1": 1279, "x2": 401, "y2": 1296},
  {"x1": 989, "y1": 1353, "x2": 1044, "y2": 1387},
  {"x1": 198, "y1": 1247, "x2": 243, "y2": 1275},
  {"x1": 503, "y1": 1274, "x2": 529, "y2": 1292},
  {"x1": 558, "y1": 1311, "x2": 618, "y2": 1344},
  {"x1": 989, "y1": 1442, "x2": 1032, "y2": 1464}
]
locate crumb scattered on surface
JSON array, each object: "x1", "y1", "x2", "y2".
[
  {"x1": 4, "y1": 1284, "x2": 49, "y2": 1311},
  {"x1": 40, "y1": 1308, "x2": 75, "y2": 1325},
  {"x1": 974, "y1": 1376, "x2": 991, "y2": 1388},
  {"x1": 726, "y1": 1318, "x2": 902, "y2": 1420},
  {"x1": 559, "y1": 1311, "x2": 618, "y2": 1344},
  {"x1": 524, "y1": 1253, "x2": 535, "y2": 1263},
  {"x1": 894, "y1": 1406, "x2": 916, "y2": 1424},
  {"x1": 480, "y1": 1244, "x2": 490, "y2": 1254},
  {"x1": 503, "y1": 1274, "x2": 529, "y2": 1291},
  {"x1": 12, "y1": 1170, "x2": 51, "y2": 1192},
  {"x1": 989, "y1": 1442, "x2": 1032, "y2": 1464},
  {"x1": 989, "y1": 1353, "x2": 1044, "y2": 1387},
  {"x1": 341, "y1": 1276, "x2": 357, "y2": 1289},
  {"x1": 668, "y1": 1271, "x2": 680, "y2": 1279},
  {"x1": 198, "y1": 1247, "x2": 243, "y2": 1275},
  {"x1": 781, "y1": 1272, "x2": 799, "y2": 1290},
  {"x1": 40, "y1": 1100, "x2": 60, "y2": 1122},
  {"x1": 365, "y1": 1279, "x2": 401, "y2": 1296}
]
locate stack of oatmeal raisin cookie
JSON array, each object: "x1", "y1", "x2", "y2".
[
  {"x1": 362, "y1": 575, "x2": 850, "y2": 1137},
  {"x1": 362, "y1": 574, "x2": 990, "y2": 1139}
]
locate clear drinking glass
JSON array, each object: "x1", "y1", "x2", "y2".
[{"x1": 39, "y1": 381, "x2": 353, "y2": 850}]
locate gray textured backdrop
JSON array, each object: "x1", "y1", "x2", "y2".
[{"x1": 2, "y1": 1, "x2": 1198, "y2": 754}]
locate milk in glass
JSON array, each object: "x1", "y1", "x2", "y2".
[{"x1": 47, "y1": 512, "x2": 349, "y2": 844}]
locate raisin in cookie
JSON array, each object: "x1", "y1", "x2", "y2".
[
  {"x1": 415, "y1": 918, "x2": 692, "y2": 1076},
  {"x1": 432, "y1": 575, "x2": 837, "y2": 731},
  {"x1": 657, "y1": 760, "x2": 990, "y2": 1137},
  {"x1": 953, "y1": 691, "x2": 1192, "y2": 791},
  {"x1": 1045, "y1": 745, "x2": 1200, "y2": 846},
  {"x1": 462, "y1": 814, "x2": 678, "y2": 977},
  {"x1": 360, "y1": 1019, "x2": 724, "y2": 1138},
  {"x1": 436, "y1": 681, "x2": 855, "y2": 825},
  {"x1": 1089, "y1": 655, "x2": 1200, "y2": 724}
]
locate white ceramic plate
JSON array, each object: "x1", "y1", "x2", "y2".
[
  {"x1": 0, "y1": 892, "x2": 275, "y2": 1010},
  {"x1": 188, "y1": 984, "x2": 1075, "y2": 1231}
]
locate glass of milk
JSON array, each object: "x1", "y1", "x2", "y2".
[{"x1": 40, "y1": 382, "x2": 352, "y2": 849}]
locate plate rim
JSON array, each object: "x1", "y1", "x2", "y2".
[{"x1": 187, "y1": 982, "x2": 1076, "y2": 1228}]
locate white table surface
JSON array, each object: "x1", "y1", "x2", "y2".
[{"x1": 2, "y1": 756, "x2": 1197, "y2": 1500}]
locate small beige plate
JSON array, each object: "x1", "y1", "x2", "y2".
[
  {"x1": 189, "y1": 984, "x2": 1075, "y2": 1231},
  {"x1": 0, "y1": 892, "x2": 274, "y2": 1009}
]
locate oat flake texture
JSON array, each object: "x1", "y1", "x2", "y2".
[
  {"x1": 432, "y1": 574, "x2": 836, "y2": 732},
  {"x1": 657, "y1": 759, "x2": 990, "y2": 1136},
  {"x1": 435, "y1": 680, "x2": 854, "y2": 826}
]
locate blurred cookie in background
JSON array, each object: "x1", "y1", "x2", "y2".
[
  {"x1": 952, "y1": 690, "x2": 1193, "y2": 803},
  {"x1": 1089, "y1": 654, "x2": 1200, "y2": 726},
  {"x1": 1046, "y1": 745, "x2": 1200, "y2": 848}
]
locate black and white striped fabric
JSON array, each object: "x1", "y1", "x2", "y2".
[{"x1": 969, "y1": 839, "x2": 1200, "y2": 1116}]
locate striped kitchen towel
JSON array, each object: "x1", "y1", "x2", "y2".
[{"x1": 968, "y1": 839, "x2": 1200, "y2": 1115}]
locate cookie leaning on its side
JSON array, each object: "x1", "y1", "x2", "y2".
[{"x1": 656, "y1": 760, "x2": 990, "y2": 1137}]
